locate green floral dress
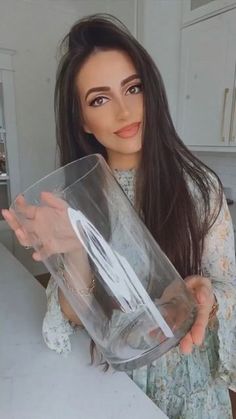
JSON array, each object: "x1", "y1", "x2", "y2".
[{"x1": 43, "y1": 169, "x2": 236, "y2": 419}]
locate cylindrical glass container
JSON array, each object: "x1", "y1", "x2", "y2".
[{"x1": 12, "y1": 154, "x2": 197, "y2": 371}]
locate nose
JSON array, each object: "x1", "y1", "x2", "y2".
[{"x1": 115, "y1": 98, "x2": 131, "y2": 121}]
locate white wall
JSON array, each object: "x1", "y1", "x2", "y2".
[{"x1": 140, "y1": 0, "x2": 182, "y2": 126}]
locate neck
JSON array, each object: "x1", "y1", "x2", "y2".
[{"x1": 107, "y1": 151, "x2": 141, "y2": 170}]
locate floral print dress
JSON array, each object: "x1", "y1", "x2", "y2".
[{"x1": 42, "y1": 169, "x2": 236, "y2": 419}]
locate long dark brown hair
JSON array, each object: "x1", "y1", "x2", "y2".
[{"x1": 55, "y1": 13, "x2": 222, "y2": 280}]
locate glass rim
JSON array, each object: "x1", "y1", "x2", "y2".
[{"x1": 11, "y1": 153, "x2": 103, "y2": 205}]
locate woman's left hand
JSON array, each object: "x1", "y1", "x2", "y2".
[
  {"x1": 179, "y1": 275, "x2": 215, "y2": 354},
  {"x1": 2, "y1": 192, "x2": 82, "y2": 260}
]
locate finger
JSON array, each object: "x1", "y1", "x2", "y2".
[
  {"x1": 14, "y1": 194, "x2": 28, "y2": 208},
  {"x1": 185, "y1": 275, "x2": 212, "y2": 293},
  {"x1": 20, "y1": 218, "x2": 38, "y2": 234},
  {"x1": 190, "y1": 303, "x2": 209, "y2": 345},
  {"x1": 196, "y1": 286, "x2": 212, "y2": 306},
  {"x1": 185, "y1": 277, "x2": 213, "y2": 311},
  {"x1": 32, "y1": 251, "x2": 43, "y2": 261},
  {"x1": 32, "y1": 244, "x2": 50, "y2": 261},
  {"x1": 15, "y1": 228, "x2": 32, "y2": 247},
  {"x1": 179, "y1": 332, "x2": 193, "y2": 354},
  {"x1": 40, "y1": 192, "x2": 68, "y2": 210},
  {"x1": 2, "y1": 209, "x2": 21, "y2": 231},
  {"x1": 2, "y1": 209, "x2": 33, "y2": 247},
  {"x1": 14, "y1": 194, "x2": 39, "y2": 220},
  {"x1": 16, "y1": 204, "x2": 37, "y2": 220}
]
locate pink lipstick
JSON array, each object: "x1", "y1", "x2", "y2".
[{"x1": 115, "y1": 122, "x2": 140, "y2": 139}]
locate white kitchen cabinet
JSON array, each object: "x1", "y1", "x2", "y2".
[
  {"x1": 182, "y1": 0, "x2": 236, "y2": 26},
  {"x1": 177, "y1": 8, "x2": 236, "y2": 150}
]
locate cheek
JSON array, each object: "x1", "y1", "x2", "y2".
[
  {"x1": 127, "y1": 94, "x2": 143, "y2": 116},
  {"x1": 136, "y1": 95, "x2": 143, "y2": 114},
  {"x1": 87, "y1": 116, "x2": 109, "y2": 136},
  {"x1": 84, "y1": 108, "x2": 113, "y2": 136}
]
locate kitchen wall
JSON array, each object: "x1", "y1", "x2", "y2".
[{"x1": 140, "y1": 0, "x2": 182, "y2": 126}]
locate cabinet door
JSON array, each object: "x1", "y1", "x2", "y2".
[
  {"x1": 227, "y1": 8, "x2": 236, "y2": 147},
  {"x1": 178, "y1": 11, "x2": 235, "y2": 147},
  {"x1": 182, "y1": 0, "x2": 236, "y2": 25}
]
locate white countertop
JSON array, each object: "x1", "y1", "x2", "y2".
[{"x1": 0, "y1": 243, "x2": 167, "y2": 419}]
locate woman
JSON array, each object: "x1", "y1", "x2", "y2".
[{"x1": 2, "y1": 14, "x2": 236, "y2": 418}]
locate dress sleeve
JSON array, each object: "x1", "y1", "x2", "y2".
[
  {"x1": 42, "y1": 276, "x2": 78, "y2": 355},
  {"x1": 201, "y1": 193, "x2": 236, "y2": 390}
]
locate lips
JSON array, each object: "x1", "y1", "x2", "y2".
[{"x1": 115, "y1": 122, "x2": 140, "y2": 139}]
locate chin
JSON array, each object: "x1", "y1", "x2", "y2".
[
  {"x1": 121, "y1": 139, "x2": 142, "y2": 154},
  {"x1": 124, "y1": 146, "x2": 142, "y2": 155}
]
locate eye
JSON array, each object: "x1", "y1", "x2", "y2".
[
  {"x1": 126, "y1": 83, "x2": 143, "y2": 95},
  {"x1": 89, "y1": 96, "x2": 109, "y2": 107}
]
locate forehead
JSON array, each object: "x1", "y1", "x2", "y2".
[{"x1": 76, "y1": 49, "x2": 137, "y2": 94}]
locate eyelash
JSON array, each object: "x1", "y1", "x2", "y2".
[{"x1": 89, "y1": 83, "x2": 143, "y2": 107}]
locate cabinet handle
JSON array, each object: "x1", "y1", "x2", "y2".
[
  {"x1": 229, "y1": 87, "x2": 236, "y2": 143},
  {"x1": 221, "y1": 88, "x2": 229, "y2": 142}
]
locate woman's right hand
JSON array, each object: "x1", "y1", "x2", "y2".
[{"x1": 2, "y1": 192, "x2": 82, "y2": 261}]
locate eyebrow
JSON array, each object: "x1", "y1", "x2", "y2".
[{"x1": 84, "y1": 74, "x2": 140, "y2": 100}]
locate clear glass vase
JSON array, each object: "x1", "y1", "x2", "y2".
[{"x1": 12, "y1": 154, "x2": 197, "y2": 371}]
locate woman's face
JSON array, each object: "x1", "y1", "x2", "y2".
[{"x1": 76, "y1": 49, "x2": 143, "y2": 169}]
